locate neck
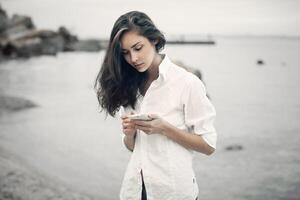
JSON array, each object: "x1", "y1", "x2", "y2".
[{"x1": 147, "y1": 53, "x2": 162, "y2": 81}]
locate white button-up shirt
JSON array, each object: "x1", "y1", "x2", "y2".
[{"x1": 119, "y1": 55, "x2": 217, "y2": 200}]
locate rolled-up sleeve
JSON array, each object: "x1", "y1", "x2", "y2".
[{"x1": 182, "y1": 75, "x2": 217, "y2": 149}]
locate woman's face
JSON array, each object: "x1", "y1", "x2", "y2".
[{"x1": 120, "y1": 31, "x2": 157, "y2": 72}]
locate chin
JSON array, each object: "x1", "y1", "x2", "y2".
[
  {"x1": 137, "y1": 69, "x2": 147, "y2": 73},
  {"x1": 136, "y1": 66, "x2": 148, "y2": 73}
]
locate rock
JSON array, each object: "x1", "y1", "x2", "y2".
[
  {"x1": 58, "y1": 26, "x2": 78, "y2": 44},
  {"x1": 2, "y1": 29, "x2": 65, "y2": 56},
  {"x1": 7, "y1": 172, "x2": 15, "y2": 177},
  {"x1": 40, "y1": 33, "x2": 65, "y2": 55},
  {"x1": 56, "y1": 27, "x2": 103, "y2": 52},
  {"x1": 0, "y1": 4, "x2": 8, "y2": 33},
  {"x1": 3, "y1": 23, "x2": 31, "y2": 38},
  {"x1": 38, "y1": 30, "x2": 59, "y2": 39},
  {"x1": 4, "y1": 26, "x2": 34, "y2": 41},
  {"x1": 257, "y1": 59, "x2": 264, "y2": 65},
  {"x1": 281, "y1": 61, "x2": 286, "y2": 67},
  {"x1": 3, "y1": 37, "x2": 43, "y2": 58},
  {"x1": 2, "y1": 14, "x2": 34, "y2": 37},
  {"x1": 1, "y1": 42, "x2": 18, "y2": 58},
  {"x1": 1, "y1": 30, "x2": 65, "y2": 57},
  {"x1": 0, "y1": 95, "x2": 37, "y2": 114},
  {"x1": 6, "y1": 14, "x2": 34, "y2": 30},
  {"x1": 0, "y1": 5, "x2": 103, "y2": 61},
  {"x1": 225, "y1": 144, "x2": 244, "y2": 151}
]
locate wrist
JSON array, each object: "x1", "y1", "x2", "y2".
[{"x1": 161, "y1": 122, "x2": 173, "y2": 137}]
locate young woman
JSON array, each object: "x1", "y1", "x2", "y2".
[{"x1": 94, "y1": 11, "x2": 217, "y2": 200}]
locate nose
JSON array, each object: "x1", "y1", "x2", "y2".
[{"x1": 130, "y1": 52, "x2": 138, "y2": 64}]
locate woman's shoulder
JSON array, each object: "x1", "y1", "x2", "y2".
[{"x1": 169, "y1": 61, "x2": 203, "y2": 85}]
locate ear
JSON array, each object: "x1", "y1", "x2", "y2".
[{"x1": 152, "y1": 39, "x2": 159, "y2": 45}]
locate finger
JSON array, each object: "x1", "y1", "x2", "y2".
[
  {"x1": 123, "y1": 125, "x2": 136, "y2": 131},
  {"x1": 123, "y1": 123, "x2": 135, "y2": 130},
  {"x1": 122, "y1": 121, "x2": 131, "y2": 126},
  {"x1": 123, "y1": 112, "x2": 135, "y2": 119},
  {"x1": 133, "y1": 120, "x2": 150, "y2": 127},
  {"x1": 121, "y1": 114, "x2": 130, "y2": 120},
  {"x1": 144, "y1": 131, "x2": 155, "y2": 135},
  {"x1": 136, "y1": 125, "x2": 151, "y2": 132},
  {"x1": 122, "y1": 120, "x2": 134, "y2": 127},
  {"x1": 140, "y1": 129, "x2": 155, "y2": 135},
  {"x1": 149, "y1": 114, "x2": 159, "y2": 119},
  {"x1": 122, "y1": 117, "x2": 131, "y2": 122},
  {"x1": 121, "y1": 111, "x2": 135, "y2": 119}
]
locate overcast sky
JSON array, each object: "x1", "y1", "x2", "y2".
[{"x1": 2, "y1": 0, "x2": 300, "y2": 38}]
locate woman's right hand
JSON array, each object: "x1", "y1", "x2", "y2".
[{"x1": 121, "y1": 115, "x2": 137, "y2": 138}]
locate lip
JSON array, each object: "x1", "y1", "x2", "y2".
[{"x1": 134, "y1": 63, "x2": 144, "y2": 67}]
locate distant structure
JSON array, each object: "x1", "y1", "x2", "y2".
[{"x1": 166, "y1": 34, "x2": 216, "y2": 45}]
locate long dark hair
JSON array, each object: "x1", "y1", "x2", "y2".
[{"x1": 94, "y1": 11, "x2": 166, "y2": 117}]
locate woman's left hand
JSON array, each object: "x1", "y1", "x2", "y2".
[{"x1": 133, "y1": 114, "x2": 170, "y2": 135}]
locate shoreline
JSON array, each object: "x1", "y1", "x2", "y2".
[{"x1": 0, "y1": 147, "x2": 97, "y2": 200}]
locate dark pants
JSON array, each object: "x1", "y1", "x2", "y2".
[{"x1": 141, "y1": 172, "x2": 147, "y2": 200}]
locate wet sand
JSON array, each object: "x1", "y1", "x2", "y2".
[
  {"x1": 0, "y1": 147, "x2": 96, "y2": 200},
  {"x1": 0, "y1": 96, "x2": 93, "y2": 200}
]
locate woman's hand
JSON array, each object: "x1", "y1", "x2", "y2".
[
  {"x1": 133, "y1": 114, "x2": 170, "y2": 135},
  {"x1": 121, "y1": 114, "x2": 137, "y2": 138},
  {"x1": 133, "y1": 114, "x2": 215, "y2": 155}
]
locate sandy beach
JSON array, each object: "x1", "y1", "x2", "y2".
[
  {"x1": 0, "y1": 145, "x2": 98, "y2": 200},
  {"x1": 0, "y1": 94, "x2": 97, "y2": 199}
]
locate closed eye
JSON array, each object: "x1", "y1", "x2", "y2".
[
  {"x1": 122, "y1": 45, "x2": 143, "y2": 55},
  {"x1": 135, "y1": 45, "x2": 143, "y2": 51}
]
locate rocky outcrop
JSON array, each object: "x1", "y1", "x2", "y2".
[
  {"x1": 0, "y1": 4, "x2": 103, "y2": 61},
  {"x1": 0, "y1": 95, "x2": 37, "y2": 114}
]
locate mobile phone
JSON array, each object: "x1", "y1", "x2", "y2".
[{"x1": 127, "y1": 114, "x2": 152, "y2": 121}]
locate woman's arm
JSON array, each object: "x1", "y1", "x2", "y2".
[
  {"x1": 161, "y1": 122, "x2": 215, "y2": 155},
  {"x1": 133, "y1": 116, "x2": 215, "y2": 155},
  {"x1": 123, "y1": 134, "x2": 136, "y2": 152},
  {"x1": 122, "y1": 116, "x2": 137, "y2": 152}
]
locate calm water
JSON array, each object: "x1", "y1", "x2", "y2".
[{"x1": 0, "y1": 37, "x2": 300, "y2": 199}]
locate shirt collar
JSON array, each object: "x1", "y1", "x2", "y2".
[
  {"x1": 136, "y1": 54, "x2": 171, "y2": 98},
  {"x1": 158, "y1": 54, "x2": 171, "y2": 82}
]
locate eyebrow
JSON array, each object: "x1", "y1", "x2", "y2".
[{"x1": 122, "y1": 41, "x2": 142, "y2": 51}]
